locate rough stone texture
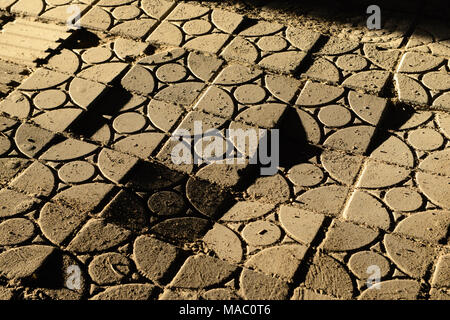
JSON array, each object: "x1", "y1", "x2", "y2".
[
  {"x1": 133, "y1": 235, "x2": 182, "y2": 283},
  {"x1": 0, "y1": 0, "x2": 447, "y2": 301},
  {"x1": 169, "y1": 255, "x2": 237, "y2": 289}
]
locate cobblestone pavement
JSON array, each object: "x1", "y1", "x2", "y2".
[{"x1": 0, "y1": 0, "x2": 448, "y2": 300}]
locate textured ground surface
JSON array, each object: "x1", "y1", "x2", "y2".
[{"x1": 0, "y1": 0, "x2": 449, "y2": 300}]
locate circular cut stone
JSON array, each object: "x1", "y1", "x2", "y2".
[
  {"x1": 385, "y1": 187, "x2": 423, "y2": 212},
  {"x1": 112, "y1": 112, "x2": 147, "y2": 134},
  {"x1": 0, "y1": 218, "x2": 35, "y2": 246},
  {"x1": 33, "y1": 89, "x2": 67, "y2": 110},
  {"x1": 417, "y1": 172, "x2": 450, "y2": 209},
  {"x1": 296, "y1": 185, "x2": 348, "y2": 216},
  {"x1": 246, "y1": 174, "x2": 290, "y2": 204},
  {"x1": 257, "y1": 35, "x2": 288, "y2": 52},
  {"x1": 407, "y1": 128, "x2": 444, "y2": 151},
  {"x1": 336, "y1": 54, "x2": 368, "y2": 71},
  {"x1": 183, "y1": 19, "x2": 212, "y2": 36},
  {"x1": 242, "y1": 220, "x2": 281, "y2": 246},
  {"x1": 88, "y1": 253, "x2": 131, "y2": 285},
  {"x1": 81, "y1": 47, "x2": 113, "y2": 64},
  {"x1": 348, "y1": 251, "x2": 390, "y2": 280},
  {"x1": 203, "y1": 223, "x2": 243, "y2": 264},
  {"x1": 287, "y1": 163, "x2": 324, "y2": 187},
  {"x1": 147, "y1": 191, "x2": 185, "y2": 216},
  {"x1": 0, "y1": 135, "x2": 11, "y2": 156},
  {"x1": 359, "y1": 279, "x2": 421, "y2": 300},
  {"x1": 112, "y1": 5, "x2": 141, "y2": 20},
  {"x1": 436, "y1": 113, "x2": 450, "y2": 139},
  {"x1": 318, "y1": 105, "x2": 352, "y2": 127},
  {"x1": 422, "y1": 72, "x2": 450, "y2": 91},
  {"x1": 155, "y1": 63, "x2": 188, "y2": 83},
  {"x1": 0, "y1": 189, "x2": 35, "y2": 218},
  {"x1": 58, "y1": 161, "x2": 96, "y2": 184},
  {"x1": 233, "y1": 84, "x2": 267, "y2": 105}
]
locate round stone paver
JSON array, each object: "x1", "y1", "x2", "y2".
[
  {"x1": 88, "y1": 253, "x2": 132, "y2": 285},
  {"x1": 193, "y1": 135, "x2": 230, "y2": 163},
  {"x1": 220, "y1": 201, "x2": 275, "y2": 222},
  {"x1": 203, "y1": 288, "x2": 239, "y2": 300},
  {"x1": 336, "y1": 54, "x2": 368, "y2": 71},
  {"x1": 436, "y1": 112, "x2": 450, "y2": 139},
  {"x1": 297, "y1": 81, "x2": 345, "y2": 107},
  {"x1": 318, "y1": 105, "x2": 353, "y2": 127},
  {"x1": 385, "y1": 187, "x2": 423, "y2": 212},
  {"x1": 296, "y1": 185, "x2": 348, "y2": 216},
  {"x1": 33, "y1": 89, "x2": 67, "y2": 110},
  {"x1": 245, "y1": 244, "x2": 308, "y2": 281},
  {"x1": 169, "y1": 254, "x2": 236, "y2": 289},
  {"x1": 322, "y1": 220, "x2": 379, "y2": 252},
  {"x1": 155, "y1": 63, "x2": 188, "y2": 83},
  {"x1": 82, "y1": 47, "x2": 113, "y2": 64},
  {"x1": 147, "y1": 191, "x2": 186, "y2": 216},
  {"x1": 233, "y1": 84, "x2": 267, "y2": 105},
  {"x1": 133, "y1": 235, "x2": 181, "y2": 283},
  {"x1": 422, "y1": 72, "x2": 450, "y2": 91},
  {"x1": 112, "y1": 112, "x2": 147, "y2": 134},
  {"x1": 58, "y1": 161, "x2": 96, "y2": 184},
  {"x1": 215, "y1": 64, "x2": 262, "y2": 85},
  {"x1": 348, "y1": 251, "x2": 391, "y2": 280},
  {"x1": 257, "y1": 35, "x2": 288, "y2": 52},
  {"x1": 279, "y1": 205, "x2": 325, "y2": 245},
  {"x1": 0, "y1": 117, "x2": 17, "y2": 132},
  {"x1": 151, "y1": 217, "x2": 211, "y2": 245},
  {"x1": 0, "y1": 136, "x2": 11, "y2": 156},
  {"x1": 112, "y1": 5, "x2": 141, "y2": 20},
  {"x1": 242, "y1": 220, "x2": 281, "y2": 246},
  {"x1": 183, "y1": 19, "x2": 213, "y2": 36},
  {"x1": 240, "y1": 268, "x2": 289, "y2": 300},
  {"x1": 2, "y1": 1, "x2": 449, "y2": 301},
  {"x1": 417, "y1": 150, "x2": 450, "y2": 208},
  {"x1": 359, "y1": 279, "x2": 421, "y2": 300},
  {"x1": 407, "y1": 128, "x2": 444, "y2": 151},
  {"x1": 91, "y1": 284, "x2": 156, "y2": 300},
  {"x1": 0, "y1": 218, "x2": 35, "y2": 246},
  {"x1": 287, "y1": 163, "x2": 324, "y2": 187},
  {"x1": 398, "y1": 52, "x2": 444, "y2": 73},
  {"x1": 344, "y1": 190, "x2": 391, "y2": 230},
  {"x1": 203, "y1": 223, "x2": 243, "y2": 264},
  {"x1": 246, "y1": 174, "x2": 290, "y2": 204}
]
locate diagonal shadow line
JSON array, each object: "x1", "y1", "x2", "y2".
[
  {"x1": 67, "y1": 86, "x2": 133, "y2": 139},
  {"x1": 364, "y1": 101, "x2": 417, "y2": 156}
]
